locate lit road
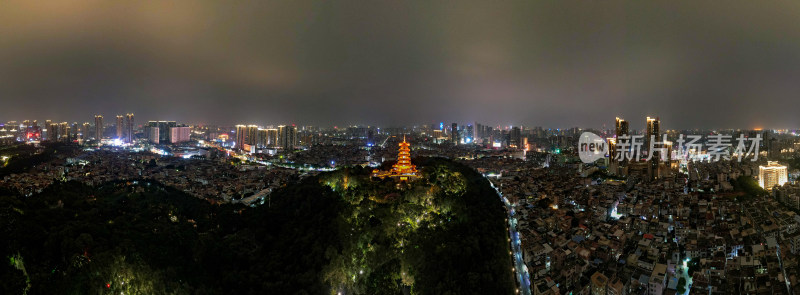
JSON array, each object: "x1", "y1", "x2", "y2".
[{"x1": 487, "y1": 176, "x2": 531, "y2": 295}]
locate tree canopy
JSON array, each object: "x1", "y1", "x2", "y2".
[{"x1": 0, "y1": 158, "x2": 514, "y2": 294}]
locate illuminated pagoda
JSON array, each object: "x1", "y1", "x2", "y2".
[{"x1": 373, "y1": 135, "x2": 417, "y2": 181}]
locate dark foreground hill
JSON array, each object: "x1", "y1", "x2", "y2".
[{"x1": 0, "y1": 158, "x2": 514, "y2": 294}]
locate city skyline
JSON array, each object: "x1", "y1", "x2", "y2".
[
  {"x1": 4, "y1": 2, "x2": 800, "y2": 294},
  {"x1": 0, "y1": 113, "x2": 794, "y2": 132}
]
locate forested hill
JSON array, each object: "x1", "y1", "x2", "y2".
[{"x1": 0, "y1": 158, "x2": 514, "y2": 294}]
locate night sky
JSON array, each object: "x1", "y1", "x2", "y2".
[{"x1": 2, "y1": 1, "x2": 800, "y2": 129}]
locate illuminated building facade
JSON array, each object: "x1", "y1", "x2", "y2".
[
  {"x1": 509, "y1": 126, "x2": 521, "y2": 148},
  {"x1": 374, "y1": 136, "x2": 417, "y2": 181},
  {"x1": 759, "y1": 161, "x2": 788, "y2": 190},
  {"x1": 170, "y1": 126, "x2": 191, "y2": 143},
  {"x1": 82, "y1": 122, "x2": 90, "y2": 139},
  {"x1": 450, "y1": 123, "x2": 459, "y2": 144},
  {"x1": 148, "y1": 121, "x2": 175, "y2": 143},
  {"x1": 149, "y1": 127, "x2": 160, "y2": 144},
  {"x1": 125, "y1": 113, "x2": 134, "y2": 142},
  {"x1": 615, "y1": 117, "x2": 629, "y2": 138},
  {"x1": 116, "y1": 115, "x2": 124, "y2": 139},
  {"x1": 256, "y1": 128, "x2": 268, "y2": 148},
  {"x1": 235, "y1": 125, "x2": 247, "y2": 149},
  {"x1": 267, "y1": 128, "x2": 278, "y2": 147},
  {"x1": 247, "y1": 125, "x2": 258, "y2": 146},
  {"x1": 94, "y1": 115, "x2": 104, "y2": 139},
  {"x1": 610, "y1": 117, "x2": 629, "y2": 164},
  {"x1": 646, "y1": 116, "x2": 660, "y2": 180},
  {"x1": 47, "y1": 122, "x2": 70, "y2": 142},
  {"x1": 278, "y1": 125, "x2": 297, "y2": 150}
]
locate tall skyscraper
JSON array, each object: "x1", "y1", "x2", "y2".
[
  {"x1": 256, "y1": 128, "x2": 268, "y2": 148},
  {"x1": 611, "y1": 117, "x2": 630, "y2": 165},
  {"x1": 450, "y1": 123, "x2": 459, "y2": 144},
  {"x1": 148, "y1": 121, "x2": 176, "y2": 143},
  {"x1": 71, "y1": 122, "x2": 79, "y2": 140},
  {"x1": 247, "y1": 125, "x2": 258, "y2": 146},
  {"x1": 645, "y1": 117, "x2": 659, "y2": 144},
  {"x1": 45, "y1": 120, "x2": 56, "y2": 141},
  {"x1": 82, "y1": 122, "x2": 90, "y2": 139},
  {"x1": 509, "y1": 126, "x2": 521, "y2": 148},
  {"x1": 94, "y1": 115, "x2": 104, "y2": 139},
  {"x1": 759, "y1": 161, "x2": 788, "y2": 190},
  {"x1": 170, "y1": 126, "x2": 191, "y2": 144},
  {"x1": 116, "y1": 115, "x2": 124, "y2": 139},
  {"x1": 235, "y1": 125, "x2": 247, "y2": 149},
  {"x1": 149, "y1": 127, "x2": 160, "y2": 144},
  {"x1": 46, "y1": 121, "x2": 71, "y2": 142},
  {"x1": 125, "y1": 113, "x2": 134, "y2": 142},
  {"x1": 278, "y1": 125, "x2": 297, "y2": 150},
  {"x1": 59, "y1": 122, "x2": 69, "y2": 142},
  {"x1": 615, "y1": 117, "x2": 629, "y2": 138},
  {"x1": 646, "y1": 116, "x2": 660, "y2": 180},
  {"x1": 266, "y1": 128, "x2": 278, "y2": 147}
]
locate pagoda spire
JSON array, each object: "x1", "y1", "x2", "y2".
[{"x1": 390, "y1": 135, "x2": 417, "y2": 180}]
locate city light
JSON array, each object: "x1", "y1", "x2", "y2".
[{"x1": 1, "y1": 2, "x2": 797, "y2": 293}]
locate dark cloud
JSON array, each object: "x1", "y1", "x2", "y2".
[{"x1": 1, "y1": 1, "x2": 799, "y2": 129}]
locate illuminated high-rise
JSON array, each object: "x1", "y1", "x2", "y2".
[
  {"x1": 509, "y1": 126, "x2": 521, "y2": 148},
  {"x1": 82, "y1": 122, "x2": 90, "y2": 139},
  {"x1": 45, "y1": 120, "x2": 55, "y2": 141},
  {"x1": 247, "y1": 125, "x2": 258, "y2": 146},
  {"x1": 71, "y1": 122, "x2": 79, "y2": 140},
  {"x1": 170, "y1": 126, "x2": 191, "y2": 143},
  {"x1": 148, "y1": 121, "x2": 176, "y2": 143},
  {"x1": 148, "y1": 127, "x2": 160, "y2": 144},
  {"x1": 646, "y1": 116, "x2": 660, "y2": 180},
  {"x1": 646, "y1": 116, "x2": 659, "y2": 138},
  {"x1": 94, "y1": 115, "x2": 104, "y2": 139},
  {"x1": 59, "y1": 122, "x2": 69, "y2": 142},
  {"x1": 759, "y1": 161, "x2": 788, "y2": 190},
  {"x1": 610, "y1": 117, "x2": 630, "y2": 165},
  {"x1": 266, "y1": 128, "x2": 278, "y2": 147},
  {"x1": 116, "y1": 115, "x2": 124, "y2": 139},
  {"x1": 614, "y1": 117, "x2": 629, "y2": 138},
  {"x1": 450, "y1": 123, "x2": 459, "y2": 144},
  {"x1": 278, "y1": 125, "x2": 297, "y2": 150},
  {"x1": 256, "y1": 128, "x2": 268, "y2": 148},
  {"x1": 235, "y1": 125, "x2": 247, "y2": 149},
  {"x1": 125, "y1": 113, "x2": 134, "y2": 142}
]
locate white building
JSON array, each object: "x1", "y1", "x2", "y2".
[
  {"x1": 170, "y1": 126, "x2": 191, "y2": 143},
  {"x1": 648, "y1": 263, "x2": 667, "y2": 295},
  {"x1": 759, "y1": 161, "x2": 788, "y2": 190}
]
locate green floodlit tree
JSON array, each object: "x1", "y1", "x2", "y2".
[{"x1": 316, "y1": 158, "x2": 512, "y2": 294}]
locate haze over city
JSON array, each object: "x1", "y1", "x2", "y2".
[
  {"x1": 2, "y1": 1, "x2": 800, "y2": 128},
  {"x1": 4, "y1": 2, "x2": 800, "y2": 295}
]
